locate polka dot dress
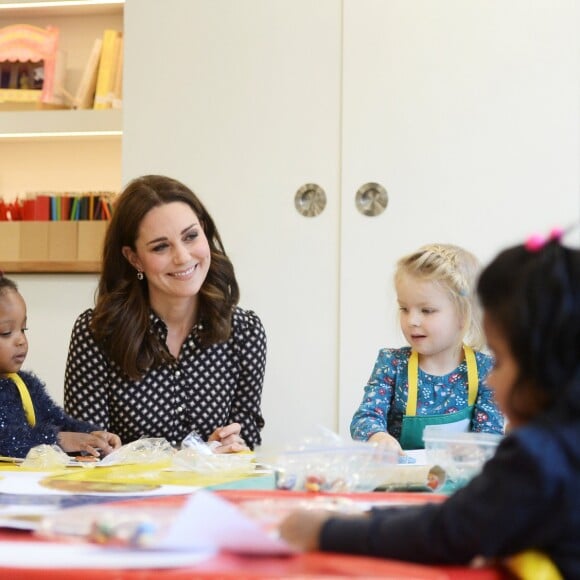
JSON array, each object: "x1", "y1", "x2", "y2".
[{"x1": 64, "y1": 307, "x2": 266, "y2": 449}]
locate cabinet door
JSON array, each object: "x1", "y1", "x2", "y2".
[
  {"x1": 123, "y1": 0, "x2": 341, "y2": 449},
  {"x1": 339, "y1": 0, "x2": 580, "y2": 433}
]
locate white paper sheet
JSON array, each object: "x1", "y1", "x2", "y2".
[
  {"x1": 160, "y1": 489, "x2": 295, "y2": 555},
  {"x1": 403, "y1": 449, "x2": 428, "y2": 465},
  {"x1": 0, "y1": 470, "x2": 197, "y2": 496},
  {"x1": 0, "y1": 542, "x2": 215, "y2": 569}
]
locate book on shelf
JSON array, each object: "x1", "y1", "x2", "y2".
[
  {"x1": 51, "y1": 49, "x2": 68, "y2": 107},
  {"x1": 21, "y1": 195, "x2": 50, "y2": 221},
  {"x1": 0, "y1": 200, "x2": 21, "y2": 221},
  {"x1": 93, "y1": 29, "x2": 122, "y2": 110},
  {"x1": 111, "y1": 35, "x2": 124, "y2": 109},
  {"x1": 73, "y1": 37, "x2": 102, "y2": 110},
  {"x1": 0, "y1": 192, "x2": 115, "y2": 222}
]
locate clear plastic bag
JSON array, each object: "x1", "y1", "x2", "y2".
[
  {"x1": 172, "y1": 430, "x2": 254, "y2": 474},
  {"x1": 21, "y1": 444, "x2": 70, "y2": 470},
  {"x1": 181, "y1": 430, "x2": 222, "y2": 454},
  {"x1": 98, "y1": 437, "x2": 175, "y2": 467}
]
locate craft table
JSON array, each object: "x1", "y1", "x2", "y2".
[{"x1": 0, "y1": 477, "x2": 506, "y2": 579}]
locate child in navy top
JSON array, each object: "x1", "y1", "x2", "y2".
[
  {"x1": 0, "y1": 276, "x2": 121, "y2": 458},
  {"x1": 351, "y1": 243, "x2": 503, "y2": 452},
  {"x1": 280, "y1": 230, "x2": 580, "y2": 579}
]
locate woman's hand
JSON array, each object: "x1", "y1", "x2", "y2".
[
  {"x1": 279, "y1": 509, "x2": 331, "y2": 551},
  {"x1": 368, "y1": 431, "x2": 405, "y2": 456},
  {"x1": 208, "y1": 423, "x2": 248, "y2": 453},
  {"x1": 57, "y1": 430, "x2": 122, "y2": 457}
]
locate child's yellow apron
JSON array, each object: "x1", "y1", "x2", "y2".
[
  {"x1": 505, "y1": 550, "x2": 563, "y2": 580},
  {"x1": 399, "y1": 346, "x2": 478, "y2": 450},
  {"x1": 7, "y1": 372, "x2": 36, "y2": 427}
]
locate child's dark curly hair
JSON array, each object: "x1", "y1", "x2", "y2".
[
  {"x1": 477, "y1": 239, "x2": 580, "y2": 421},
  {"x1": 0, "y1": 274, "x2": 18, "y2": 297}
]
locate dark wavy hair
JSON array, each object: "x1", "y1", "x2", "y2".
[
  {"x1": 477, "y1": 240, "x2": 580, "y2": 422},
  {"x1": 92, "y1": 174, "x2": 240, "y2": 379}
]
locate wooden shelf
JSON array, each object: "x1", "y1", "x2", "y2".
[
  {"x1": 0, "y1": 0, "x2": 122, "y2": 275},
  {"x1": 0, "y1": 1, "x2": 124, "y2": 19},
  {"x1": 0, "y1": 109, "x2": 122, "y2": 140},
  {"x1": 1, "y1": 261, "x2": 100, "y2": 273}
]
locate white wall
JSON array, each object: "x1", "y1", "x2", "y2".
[{"x1": 11, "y1": 275, "x2": 99, "y2": 404}]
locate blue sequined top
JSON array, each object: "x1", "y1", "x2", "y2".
[
  {"x1": 350, "y1": 347, "x2": 504, "y2": 441},
  {"x1": 0, "y1": 371, "x2": 98, "y2": 458}
]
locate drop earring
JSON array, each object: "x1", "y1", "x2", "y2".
[{"x1": 137, "y1": 271, "x2": 144, "y2": 281}]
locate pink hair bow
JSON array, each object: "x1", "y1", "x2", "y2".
[{"x1": 525, "y1": 227, "x2": 564, "y2": 252}]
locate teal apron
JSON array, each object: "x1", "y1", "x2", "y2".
[{"x1": 399, "y1": 346, "x2": 478, "y2": 450}]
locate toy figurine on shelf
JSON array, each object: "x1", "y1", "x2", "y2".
[
  {"x1": 18, "y1": 69, "x2": 30, "y2": 90},
  {"x1": 0, "y1": 24, "x2": 66, "y2": 109}
]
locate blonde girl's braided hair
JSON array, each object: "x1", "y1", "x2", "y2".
[{"x1": 394, "y1": 243, "x2": 485, "y2": 350}]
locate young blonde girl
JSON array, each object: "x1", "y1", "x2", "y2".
[{"x1": 351, "y1": 243, "x2": 504, "y2": 452}]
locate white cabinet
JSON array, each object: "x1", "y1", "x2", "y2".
[
  {"x1": 124, "y1": 0, "x2": 342, "y2": 450},
  {"x1": 338, "y1": 0, "x2": 580, "y2": 430},
  {"x1": 123, "y1": 0, "x2": 580, "y2": 450}
]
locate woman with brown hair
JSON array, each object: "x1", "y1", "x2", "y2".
[{"x1": 64, "y1": 175, "x2": 266, "y2": 452}]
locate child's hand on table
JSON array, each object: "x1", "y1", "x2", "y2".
[
  {"x1": 279, "y1": 509, "x2": 332, "y2": 551},
  {"x1": 368, "y1": 431, "x2": 405, "y2": 456},
  {"x1": 57, "y1": 430, "x2": 122, "y2": 458},
  {"x1": 280, "y1": 510, "x2": 373, "y2": 552},
  {"x1": 91, "y1": 430, "x2": 122, "y2": 455}
]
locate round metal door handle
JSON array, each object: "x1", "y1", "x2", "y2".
[
  {"x1": 355, "y1": 182, "x2": 388, "y2": 216},
  {"x1": 294, "y1": 183, "x2": 327, "y2": 217}
]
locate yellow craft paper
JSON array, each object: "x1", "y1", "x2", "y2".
[{"x1": 39, "y1": 460, "x2": 258, "y2": 489}]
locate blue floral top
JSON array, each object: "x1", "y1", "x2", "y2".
[
  {"x1": 350, "y1": 347, "x2": 504, "y2": 442},
  {"x1": 0, "y1": 371, "x2": 98, "y2": 458}
]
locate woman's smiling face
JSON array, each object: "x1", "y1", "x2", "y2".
[{"x1": 123, "y1": 201, "x2": 211, "y2": 304}]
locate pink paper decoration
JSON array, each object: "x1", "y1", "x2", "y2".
[{"x1": 0, "y1": 24, "x2": 59, "y2": 104}]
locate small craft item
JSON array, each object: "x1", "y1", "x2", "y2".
[
  {"x1": 39, "y1": 478, "x2": 161, "y2": 494},
  {"x1": 89, "y1": 512, "x2": 159, "y2": 547},
  {"x1": 67, "y1": 450, "x2": 100, "y2": 463},
  {"x1": 373, "y1": 465, "x2": 446, "y2": 493}
]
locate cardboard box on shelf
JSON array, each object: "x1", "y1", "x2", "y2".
[
  {"x1": 77, "y1": 220, "x2": 107, "y2": 261},
  {"x1": 0, "y1": 219, "x2": 108, "y2": 270},
  {"x1": 48, "y1": 221, "x2": 77, "y2": 261},
  {"x1": 0, "y1": 222, "x2": 21, "y2": 261},
  {"x1": 20, "y1": 221, "x2": 49, "y2": 261}
]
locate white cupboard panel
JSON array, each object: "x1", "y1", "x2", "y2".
[
  {"x1": 339, "y1": 0, "x2": 580, "y2": 435},
  {"x1": 123, "y1": 0, "x2": 341, "y2": 450}
]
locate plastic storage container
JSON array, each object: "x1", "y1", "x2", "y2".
[
  {"x1": 273, "y1": 442, "x2": 398, "y2": 492},
  {"x1": 423, "y1": 428, "x2": 502, "y2": 491}
]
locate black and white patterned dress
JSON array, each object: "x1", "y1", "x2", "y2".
[{"x1": 64, "y1": 307, "x2": 266, "y2": 449}]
